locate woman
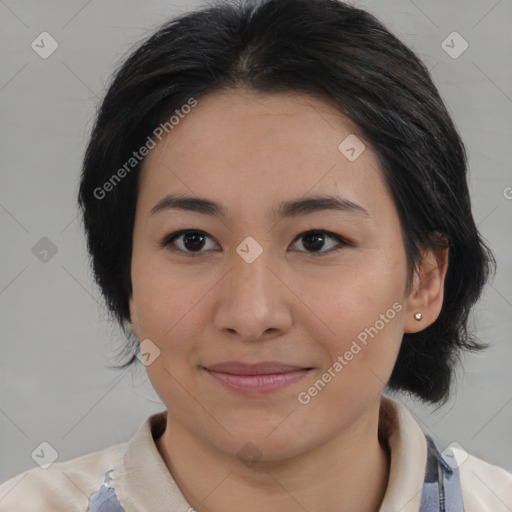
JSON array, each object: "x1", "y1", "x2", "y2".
[{"x1": 1, "y1": 0, "x2": 510, "y2": 510}]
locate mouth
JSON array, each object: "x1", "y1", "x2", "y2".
[{"x1": 201, "y1": 361, "x2": 313, "y2": 395}]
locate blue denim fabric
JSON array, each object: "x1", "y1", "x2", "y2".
[
  {"x1": 420, "y1": 436, "x2": 464, "y2": 512},
  {"x1": 86, "y1": 470, "x2": 125, "y2": 512}
]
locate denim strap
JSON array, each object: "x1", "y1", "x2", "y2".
[
  {"x1": 419, "y1": 436, "x2": 465, "y2": 512},
  {"x1": 86, "y1": 470, "x2": 126, "y2": 512}
]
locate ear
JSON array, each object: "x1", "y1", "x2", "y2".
[{"x1": 404, "y1": 237, "x2": 449, "y2": 333}]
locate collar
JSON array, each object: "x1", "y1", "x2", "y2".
[
  {"x1": 115, "y1": 395, "x2": 428, "y2": 512},
  {"x1": 115, "y1": 409, "x2": 190, "y2": 511},
  {"x1": 378, "y1": 396, "x2": 428, "y2": 512}
]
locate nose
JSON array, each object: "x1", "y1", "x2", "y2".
[{"x1": 212, "y1": 243, "x2": 293, "y2": 343}]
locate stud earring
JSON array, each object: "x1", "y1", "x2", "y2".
[{"x1": 414, "y1": 312, "x2": 422, "y2": 321}]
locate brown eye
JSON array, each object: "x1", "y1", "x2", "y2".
[
  {"x1": 291, "y1": 230, "x2": 348, "y2": 256},
  {"x1": 162, "y1": 228, "x2": 348, "y2": 258},
  {"x1": 163, "y1": 230, "x2": 218, "y2": 256}
]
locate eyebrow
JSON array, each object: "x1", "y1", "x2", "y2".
[{"x1": 150, "y1": 194, "x2": 369, "y2": 218}]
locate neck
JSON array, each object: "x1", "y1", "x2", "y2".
[{"x1": 156, "y1": 398, "x2": 390, "y2": 512}]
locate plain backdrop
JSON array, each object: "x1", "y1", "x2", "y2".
[{"x1": 0, "y1": 0, "x2": 511, "y2": 484}]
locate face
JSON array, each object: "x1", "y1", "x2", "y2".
[{"x1": 129, "y1": 89, "x2": 413, "y2": 461}]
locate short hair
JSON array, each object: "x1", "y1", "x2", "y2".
[{"x1": 78, "y1": 0, "x2": 495, "y2": 404}]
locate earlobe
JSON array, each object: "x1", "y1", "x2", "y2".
[{"x1": 404, "y1": 241, "x2": 449, "y2": 333}]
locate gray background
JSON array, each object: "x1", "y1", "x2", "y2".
[{"x1": 0, "y1": 0, "x2": 511, "y2": 485}]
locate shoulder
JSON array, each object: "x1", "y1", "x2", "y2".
[
  {"x1": 0, "y1": 441, "x2": 126, "y2": 511},
  {"x1": 458, "y1": 452, "x2": 512, "y2": 512}
]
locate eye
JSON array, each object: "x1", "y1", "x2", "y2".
[
  {"x1": 290, "y1": 230, "x2": 348, "y2": 256},
  {"x1": 162, "y1": 230, "x2": 218, "y2": 256},
  {"x1": 162, "y1": 229, "x2": 349, "y2": 257}
]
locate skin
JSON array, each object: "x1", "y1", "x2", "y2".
[{"x1": 129, "y1": 89, "x2": 448, "y2": 512}]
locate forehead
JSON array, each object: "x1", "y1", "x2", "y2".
[{"x1": 137, "y1": 89, "x2": 389, "y2": 219}]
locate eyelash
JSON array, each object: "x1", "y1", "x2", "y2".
[{"x1": 161, "y1": 229, "x2": 350, "y2": 258}]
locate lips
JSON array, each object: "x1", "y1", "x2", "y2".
[
  {"x1": 205, "y1": 361, "x2": 309, "y2": 375},
  {"x1": 202, "y1": 361, "x2": 312, "y2": 394}
]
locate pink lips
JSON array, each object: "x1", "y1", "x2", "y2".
[{"x1": 202, "y1": 361, "x2": 312, "y2": 395}]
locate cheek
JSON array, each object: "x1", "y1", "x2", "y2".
[
  {"x1": 300, "y1": 250, "x2": 407, "y2": 372},
  {"x1": 130, "y1": 249, "x2": 207, "y2": 343},
  {"x1": 294, "y1": 270, "x2": 406, "y2": 426},
  {"x1": 131, "y1": 259, "x2": 208, "y2": 406}
]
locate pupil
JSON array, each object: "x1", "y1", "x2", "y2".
[
  {"x1": 184, "y1": 232, "x2": 205, "y2": 251},
  {"x1": 303, "y1": 231, "x2": 325, "y2": 252}
]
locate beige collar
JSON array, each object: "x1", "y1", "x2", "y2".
[{"x1": 116, "y1": 395, "x2": 427, "y2": 512}]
